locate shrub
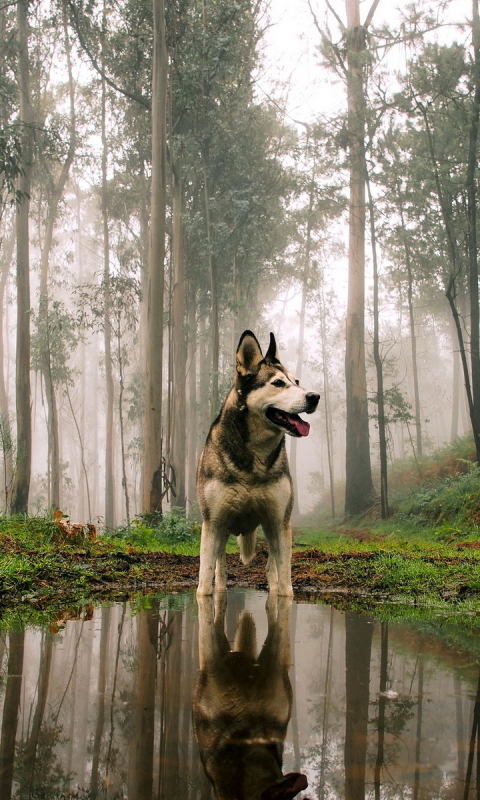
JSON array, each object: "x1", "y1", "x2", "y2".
[{"x1": 111, "y1": 508, "x2": 201, "y2": 549}]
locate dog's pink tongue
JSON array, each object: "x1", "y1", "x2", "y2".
[{"x1": 288, "y1": 414, "x2": 310, "y2": 437}]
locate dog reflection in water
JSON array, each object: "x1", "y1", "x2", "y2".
[{"x1": 193, "y1": 594, "x2": 308, "y2": 800}]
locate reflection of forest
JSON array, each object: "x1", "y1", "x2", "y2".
[{"x1": 0, "y1": 591, "x2": 478, "y2": 799}]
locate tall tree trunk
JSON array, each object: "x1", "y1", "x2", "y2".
[
  {"x1": 11, "y1": 0, "x2": 33, "y2": 514},
  {"x1": 117, "y1": 331, "x2": 130, "y2": 523},
  {"x1": 202, "y1": 152, "x2": 219, "y2": 420},
  {"x1": 399, "y1": 203, "x2": 422, "y2": 456},
  {"x1": 198, "y1": 313, "x2": 211, "y2": 441},
  {"x1": 0, "y1": 630, "x2": 25, "y2": 798},
  {"x1": 467, "y1": 0, "x2": 480, "y2": 435},
  {"x1": 291, "y1": 160, "x2": 315, "y2": 519},
  {"x1": 171, "y1": 166, "x2": 187, "y2": 508},
  {"x1": 419, "y1": 101, "x2": 480, "y2": 459},
  {"x1": 344, "y1": 0, "x2": 375, "y2": 516},
  {"x1": 451, "y1": 314, "x2": 460, "y2": 441},
  {"x1": 320, "y1": 287, "x2": 335, "y2": 518},
  {"x1": 0, "y1": 235, "x2": 14, "y2": 508},
  {"x1": 344, "y1": 612, "x2": 373, "y2": 800},
  {"x1": 101, "y1": 48, "x2": 115, "y2": 528},
  {"x1": 367, "y1": 176, "x2": 388, "y2": 518},
  {"x1": 143, "y1": 0, "x2": 167, "y2": 513},
  {"x1": 38, "y1": 12, "x2": 76, "y2": 511},
  {"x1": 186, "y1": 290, "x2": 197, "y2": 509}
]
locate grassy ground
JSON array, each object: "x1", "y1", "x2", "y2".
[{"x1": 1, "y1": 435, "x2": 480, "y2": 622}]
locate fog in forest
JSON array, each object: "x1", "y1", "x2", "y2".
[{"x1": 0, "y1": 0, "x2": 478, "y2": 525}]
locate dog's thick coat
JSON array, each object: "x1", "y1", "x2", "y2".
[
  {"x1": 197, "y1": 331, "x2": 319, "y2": 596},
  {"x1": 193, "y1": 594, "x2": 308, "y2": 799}
]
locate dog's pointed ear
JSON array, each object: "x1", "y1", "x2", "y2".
[
  {"x1": 265, "y1": 332, "x2": 281, "y2": 364},
  {"x1": 236, "y1": 330, "x2": 264, "y2": 376}
]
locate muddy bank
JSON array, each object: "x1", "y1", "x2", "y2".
[{"x1": 1, "y1": 544, "x2": 479, "y2": 615}]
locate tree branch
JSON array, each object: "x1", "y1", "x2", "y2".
[
  {"x1": 308, "y1": 0, "x2": 348, "y2": 77},
  {"x1": 63, "y1": 0, "x2": 151, "y2": 111},
  {"x1": 324, "y1": 0, "x2": 346, "y2": 33},
  {"x1": 364, "y1": 0, "x2": 381, "y2": 31}
]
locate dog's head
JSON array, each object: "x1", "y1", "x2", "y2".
[{"x1": 235, "y1": 331, "x2": 320, "y2": 438}]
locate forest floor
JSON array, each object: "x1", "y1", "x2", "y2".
[{"x1": 1, "y1": 515, "x2": 480, "y2": 625}]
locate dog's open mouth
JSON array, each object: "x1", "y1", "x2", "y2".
[{"x1": 265, "y1": 407, "x2": 310, "y2": 437}]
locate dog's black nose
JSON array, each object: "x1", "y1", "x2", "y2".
[{"x1": 305, "y1": 392, "x2": 320, "y2": 412}]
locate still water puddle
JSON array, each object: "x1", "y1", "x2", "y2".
[{"x1": 0, "y1": 589, "x2": 479, "y2": 799}]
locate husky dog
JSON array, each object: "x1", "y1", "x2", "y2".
[
  {"x1": 197, "y1": 330, "x2": 320, "y2": 596},
  {"x1": 193, "y1": 594, "x2": 308, "y2": 800}
]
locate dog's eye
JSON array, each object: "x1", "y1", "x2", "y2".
[
  {"x1": 295, "y1": 379, "x2": 299, "y2": 386},
  {"x1": 272, "y1": 379, "x2": 286, "y2": 388}
]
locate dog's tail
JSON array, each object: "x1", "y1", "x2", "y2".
[
  {"x1": 234, "y1": 610, "x2": 257, "y2": 659},
  {"x1": 237, "y1": 529, "x2": 257, "y2": 565}
]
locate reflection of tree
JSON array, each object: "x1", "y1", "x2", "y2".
[
  {"x1": 91, "y1": 606, "x2": 111, "y2": 797},
  {"x1": 413, "y1": 656, "x2": 424, "y2": 800},
  {"x1": 373, "y1": 623, "x2": 388, "y2": 800},
  {"x1": 462, "y1": 666, "x2": 480, "y2": 800},
  {"x1": 0, "y1": 630, "x2": 25, "y2": 799},
  {"x1": 19, "y1": 631, "x2": 53, "y2": 796},
  {"x1": 317, "y1": 608, "x2": 334, "y2": 800},
  {"x1": 344, "y1": 612, "x2": 373, "y2": 800},
  {"x1": 128, "y1": 601, "x2": 160, "y2": 800},
  {"x1": 105, "y1": 602, "x2": 127, "y2": 783}
]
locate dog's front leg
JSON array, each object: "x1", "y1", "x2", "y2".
[
  {"x1": 277, "y1": 522, "x2": 294, "y2": 596},
  {"x1": 197, "y1": 521, "x2": 217, "y2": 596}
]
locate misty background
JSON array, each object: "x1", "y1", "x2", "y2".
[{"x1": 0, "y1": 0, "x2": 476, "y2": 526}]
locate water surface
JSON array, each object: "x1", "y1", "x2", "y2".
[{"x1": 0, "y1": 589, "x2": 478, "y2": 799}]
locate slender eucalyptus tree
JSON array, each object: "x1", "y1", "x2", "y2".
[
  {"x1": 142, "y1": 0, "x2": 167, "y2": 513},
  {"x1": 11, "y1": 0, "x2": 33, "y2": 514}
]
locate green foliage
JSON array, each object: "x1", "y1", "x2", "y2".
[
  {"x1": 111, "y1": 508, "x2": 201, "y2": 552},
  {"x1": 397, "y1": 464, "x2": 480, "y2": 535}
]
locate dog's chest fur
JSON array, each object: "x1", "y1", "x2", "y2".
[{"x1": 197, "y1": 390, "x2": 293, "y2": 534}]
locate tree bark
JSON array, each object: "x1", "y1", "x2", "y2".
[
  {"x1": 367, "y1": 176, "x2": 388, "y2": 518},
  {"x1": 320, "y1": 288, "x2": 335, "y2": 518},
  {"x1": 37, "y1": 12, "x2": 76, "y2": 511},
  {"x1": 0, "y1": 234, "x2": 14, "y2": 508},
  {"x1": 11, "y1": 0, "x2": 33, "y2": 514},
  {"x1": 451, "y1": 314, "x2": 460, "y2": 440},
  {"x1": 171, "y1": 166, "x2": 187, "y2": 508},
  {"x1": 186, "y1": 289, "x2": 197, "y2": 510},
  {"x1": 203, "y1": 151, "x2": 219, "y2": 421},
  {"x1": 101, "y1": 25, "x2": 115, "y2": 528},
  {"x1": 467, "y1": 0, "x2": 480, "y2": 435},
  {"x1": 344, "y1": 0, "x2": 375, "y2": 516},
  {"x1": 143, "y1": 0, "x2": 167, "y2": 513},
  {"x1": 398, "y1": 201, "x2": 422, "y2": 456},
  {"x1": 291, "y1": 159, "x2": 315, "y2": 519}
]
